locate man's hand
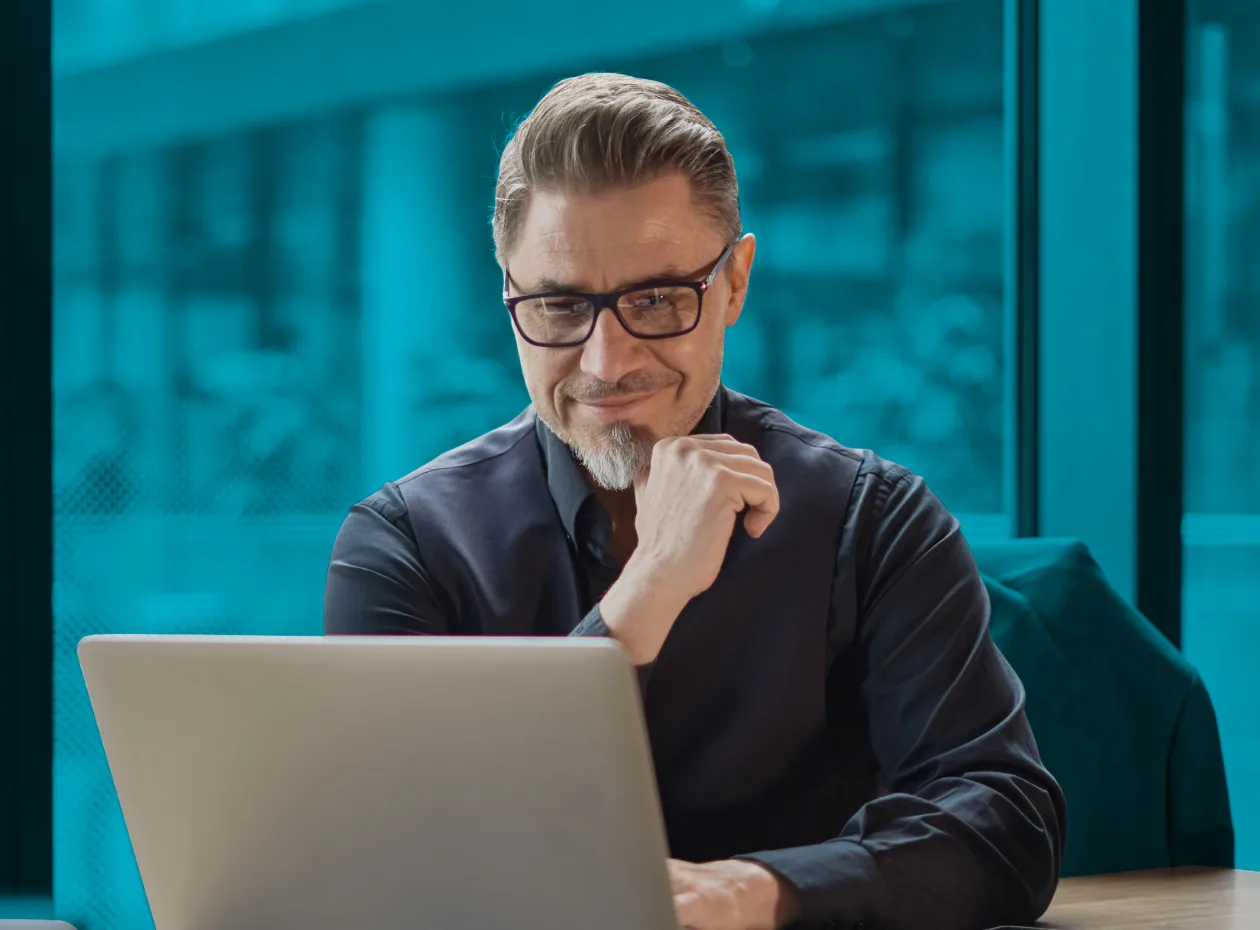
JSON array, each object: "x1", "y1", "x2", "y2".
[
  {"x1": 668, "y1": 858, "x2": 801, "y2": 930},
  {"x1": 599, "y1": 435, "x2": 779, "y2": 665}
]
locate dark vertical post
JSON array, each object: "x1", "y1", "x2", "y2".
[
  {"x1": 0, "y1": 0, "x2": 54, "y2": 897},
  {"x1": 1137, "y1": 0, "x2": 1187, "y2": 646},
  {"x1": 1006, "y1": 0, "x2": 1040, "y2": 536}
]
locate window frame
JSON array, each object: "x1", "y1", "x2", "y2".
[
  {"x1": 1136, "y1": 0, "x2": 1188, "y2": 647},
  {"x1": 1005, "y1": 0, "x2": 1041, "y2": 537},
  {"x1": 1, "y1": 0, "x2": 54, "y2": 900}
]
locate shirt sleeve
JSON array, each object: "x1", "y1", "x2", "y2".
[
  {"x1": 323, "y1": 484, "x2": 453, "y2": 635},
  {"x1": 570, "y1": 603, "x2": 658, "y2": 692},
  {"x1": 324, "y1": 485, "x2": 658, "y2": 692},
  {"x1": 735, "y1": 467, "x2": 1067, "y2": 930}
]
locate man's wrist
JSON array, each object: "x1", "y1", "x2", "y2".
[
  {"x1": 598, "y1": 554, "x2": 690, "y2": 666},
  {"x1": 736, "y1": 860, "x2": 801, "y2": 930}
]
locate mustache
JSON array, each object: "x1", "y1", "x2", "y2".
[{"x1": 561, "y1": 373, "x2": 680, "y2": 403}]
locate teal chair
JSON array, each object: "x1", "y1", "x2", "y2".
[{"x1": 973, "y1": 537, "x2": 1234, "y2": 876}]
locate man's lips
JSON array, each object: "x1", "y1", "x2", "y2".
[{"x1": 573, "y1": 389, "x2": 662, "y2": 421}]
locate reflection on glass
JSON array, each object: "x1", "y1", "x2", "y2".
[
  {"x1": 1184, "y1": 0, "x2": 1260, "y2": 871},
  {"x1": 52, "y1": 1, "x2": 1009, "y2": 926}
]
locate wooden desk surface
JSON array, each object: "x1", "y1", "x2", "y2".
[{"x1": 1041, "y1": 867, "x2": 1260, "y2": 929}]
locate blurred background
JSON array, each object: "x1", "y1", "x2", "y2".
[{"x1": 9, "y1": 0, "x2": 1256, "y2": 926}]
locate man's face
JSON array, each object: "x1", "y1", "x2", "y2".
[{"x1": 504, "y1": 172, "x2": 756, "y2": 489}]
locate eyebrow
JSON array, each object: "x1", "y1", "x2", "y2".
[{"x1": 523, "y1": 265, "x2": 694, "y2": 295}]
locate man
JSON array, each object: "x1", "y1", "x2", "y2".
[{"x1": 325, "y1": 73, "x2": 1066, "y2": 930}]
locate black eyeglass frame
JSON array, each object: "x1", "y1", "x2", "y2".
[{"x1": 502, "y1": 241, "x2": 738, "y2": 348}]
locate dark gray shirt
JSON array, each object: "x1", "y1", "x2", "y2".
[{"x1": 324, "y1": 389, "x2": 1066, "y2": 930}]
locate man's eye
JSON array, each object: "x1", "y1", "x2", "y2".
[
  {"x1": 549, "y1": 300, "x2": 591, "y2": 313},
  {"x1": 631, "y1": 293, "x2": 669, "y2": 309}
]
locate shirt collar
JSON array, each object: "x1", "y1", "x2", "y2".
[{"x1": 535, "y1": 385, "x2": 727, "y2": 542}]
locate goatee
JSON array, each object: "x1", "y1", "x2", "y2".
[{"x1": 569, "y1": 421, "x2": 654, "y2": 490}]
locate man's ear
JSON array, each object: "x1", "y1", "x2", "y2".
[{"x1": 724, "y1": 233, "x2": 757, "y2": 327}]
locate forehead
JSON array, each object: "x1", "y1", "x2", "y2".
[{"x1": 508, "y1": 173, "x2": 726, "y2": 291}]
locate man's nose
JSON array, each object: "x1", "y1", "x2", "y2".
[{"x1": 579, "y1": 307, "x2": 644, "y2": 385}]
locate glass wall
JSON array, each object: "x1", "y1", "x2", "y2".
[
  {"x1": 1184, "y1": 0, "x2": 1260, "y2": 871},
  {"x1": 53, "y1": 0, "x2": 373, "y2": 74},
  {"x1": 52, "y1": 0, "x2": 1010, "y2": 926}
]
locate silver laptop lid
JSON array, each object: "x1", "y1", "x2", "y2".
[{"x1": 79, "y1": 634, "x2": 676, "y2": 930}]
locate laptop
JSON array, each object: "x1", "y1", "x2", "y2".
[{"x1": 78, "y1": 634, "x2": 678, "y2": 930}]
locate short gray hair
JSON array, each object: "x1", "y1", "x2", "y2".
[{"x1": 492, "y1": 72, "x2": 741, "y2": 266}]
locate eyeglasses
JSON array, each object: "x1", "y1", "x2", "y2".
[{"x1": 503, "y1": 242, "x2": 737, "y2": 348}]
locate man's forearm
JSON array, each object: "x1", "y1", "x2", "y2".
[
  {"x1": 733, "y1": 770, "x2": 1063, "y2": 930},
  {"x1": 593, "y1": 551, "x2": 691, "y2": 666}
]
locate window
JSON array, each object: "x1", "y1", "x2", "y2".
[
  {"x1": 457, "y1": 1, "x2": 1010, "y2": 525},
  {"x1": 51, "y1": 1, "x2": 1011, "y2": 925},
  {"x1": 1184, "y1": 0, "x2": 1260, "y2": 871}
]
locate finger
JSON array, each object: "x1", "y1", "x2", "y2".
[
  {"x1": 744, "y1": 506, "x2": 776, "y2": 539},
  {"x1": 640, "y1": 436, "x2": 762, "y2": 493},
  {"x1": 713, "y1": 467, "x2": 780, "y2": 536},
  {"x1": 706, "y1": 449, "x2": 774, "y2": 484},
  {"x1": 710, "y1": 456, "x2": 778, "y2": 536},
  {"x1": 673, "y1": 890, "x2": 703, "y2": 929},
  {"x1": 721, "y1": 469, "x2": 779, "y2": 516},
  {"x1": 687, "y1": 434, "x2": 763, "y2": 461}
]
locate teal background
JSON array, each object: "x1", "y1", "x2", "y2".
[{"x1": 36, "y1": 0, "x2": 1259, "y2": 927}]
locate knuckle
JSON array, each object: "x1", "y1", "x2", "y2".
[
  {"x1": 702, "y1": 465, "x2": 728, "y2": 495},
  {"x1": 690, "y1": 451, "x2": 718, "y2": 476},
  {"x1": 670, "y1": 436, "x2": 700, "y2": 461}
]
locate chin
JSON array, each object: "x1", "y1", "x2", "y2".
[
  {"x1": 580, "y1": 419, "x2": 658, "y2": 448},
  {"x1": 570, "y1": 421, "x2": 655, "y2": 490}
]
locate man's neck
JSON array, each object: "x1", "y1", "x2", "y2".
[{"x1": 593, "y1": 484, "x2": 638, "y2": 565}]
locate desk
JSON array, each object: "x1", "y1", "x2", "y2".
[{"x1": 1042, "y1": 867, "x2": 1260, "y2": 929}]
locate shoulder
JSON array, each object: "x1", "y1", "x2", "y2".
[
  {"x1": 723, "y1": 387, "x2": 953, "y2": 550},
  {"x1": 724, "y1": 388, "x2": 913, "y2": 488},
  {"x1": 341, "y1": 409, "x2": 540, "y2": 533},
  {"x1": 726, "y1": 389, "x2": 851, "y2": 455},
  {"x1": 393, "y1": 408, "x2": 539, "y2": 492}
]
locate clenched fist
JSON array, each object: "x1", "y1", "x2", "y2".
[{"x1": 599, "y1": 434, "x2": 779, "y2": 666}]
